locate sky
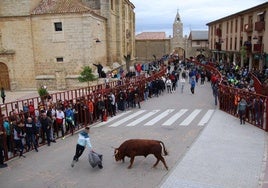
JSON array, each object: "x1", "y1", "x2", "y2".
[{"x1": 131, "y1": 0, "x2": 267, "y2": 37}]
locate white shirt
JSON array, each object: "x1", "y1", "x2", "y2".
[{"x1": 56, "y1": 110, "x2": 65, "y2": 119}]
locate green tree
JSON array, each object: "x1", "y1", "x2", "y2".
[
  {"x1": 240, "y1": 46, "x2": 247, "y2": 58},
  {"x1": 38, "y1": 85, "x2": 49, "y2": 101},
  {"x1": 124, "y1": 54, "x2": 131, "y2": 72},
  {"x1": 78, "y1": 66, "x2": 97, "y2": 87}
]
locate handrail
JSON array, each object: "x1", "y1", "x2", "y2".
[{"x1": 192, "y1": 60, "x2": 267, "y2": 132}]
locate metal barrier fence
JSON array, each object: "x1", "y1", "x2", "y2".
[
  {"x1": 0, "y1": 68, "x2": 166, "y2": 161},
  {"x1": 196, "y1": 61, "x2": 268, "y2": 132}
]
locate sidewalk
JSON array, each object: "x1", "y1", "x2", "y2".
[
  {"x1": 3, "y1": 90, "x2": 40, "y2": 103},
  {"x1": 160, "y1": 109, "x2": 268, "y2": 188}
]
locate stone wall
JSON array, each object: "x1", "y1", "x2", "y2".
[
  {"x1": 0, "y1": 17, "x2": 36, "y2": 90},
  {"x1": 31, "y1": 13, "x2": 107, "y2": 90},
  {"x1": 135, "y1": 39, "x2": 171, "y2": 61},
  {"x1": 0, "y1": 0, "x2": 136, "y2": 91}
]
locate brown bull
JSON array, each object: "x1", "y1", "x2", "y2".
[{"x1": 114, "y1": 139, "x2": 168, "y2": 170}]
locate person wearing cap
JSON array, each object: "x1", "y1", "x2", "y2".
[{"x1": 71, "y1": 126, "x2": 102, "y2": 169}]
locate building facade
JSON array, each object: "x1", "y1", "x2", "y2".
[
  {"x1": 0, "y1": 0, "x2": 135, "y2": 90},
  {"x1": 187, "y1": 30, "x2": 209, "y2": 60},
  {"x1": 207, "y1": 2, "x2": 268, "y2": 70},
  {"x1": 135, "y1": 32, "x2": 171, "y2": 62}
]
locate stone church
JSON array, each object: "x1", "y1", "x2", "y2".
[{"x1": 0, "y1": 0, "x2": 135, "y2": 91}]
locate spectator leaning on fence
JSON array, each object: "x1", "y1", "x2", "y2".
[
  {"x1": 237, "y1": 98, "x2": 248, "y2": 125},
  {"x1": 0, "y1": 122, "x2": 8, "y2": 168}
]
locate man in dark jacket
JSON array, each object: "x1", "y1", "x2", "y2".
[
  {"x1": 40, "y1": 111, "x2": 53, "y2": 146},
  {"x1": 25, "y1": 117, "x2": 38, "y2": 152},
  {"x1": 0, "y1": 124, "x2": 7, "y2": 168},
  {"x1": 93, "y1": 63, "x2": 103, "y2": 78}
]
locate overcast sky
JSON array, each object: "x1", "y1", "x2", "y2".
[{"x1": 131, "y1": 0, "x2": 266, "y2": 37}]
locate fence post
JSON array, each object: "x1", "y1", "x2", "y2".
[{"x1": 264, "y1": 97, "x2": 268, "y2": 132}]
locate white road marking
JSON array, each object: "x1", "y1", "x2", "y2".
[
  {"x1": 198, "y1": 109, "x2": 214, "y2": 126},
  {"x1": 162, "y1": 109, "x2": 188, "y2": 126},
  {"x1": 93, "y1": 111, "x2": 132, "y2": 127},
  {"x1": 127, "y1": 110, "x2": 160, "y2": 126},
  {"x1": 180, "y1": 109, "x2": 201, "y2": 126},
  {"x1": 109, "y1": 110, "x2": 146, "y2": 127},
  {"x1": 144, "y1": 109, "x2": 175, "y2": 126}
]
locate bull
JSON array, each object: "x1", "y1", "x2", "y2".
[{"x1": 114, "y1": 139, "x2": 168, "y2": 170}]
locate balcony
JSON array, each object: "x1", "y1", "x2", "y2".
[
  {"x1": 253, "y1": 43, "x2": 263, "y2": 53},
  {"x1": 244, "y1": 41, "x2": 252, "y2": 52},
  {"x1": 244, "y1": 24, "x2": 253, "y2": 33},
  {"x1": 216, "y1": 28, "x2": 222, "y2": 37},
  {"x1": 255, "y1": 21, "x2": 265, "y2": 31},
  {"x1": 215, "y1": 42, "x2": 221, "y2": 51}
]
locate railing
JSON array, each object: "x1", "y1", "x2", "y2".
[
  {"x1": 194, "y1": 61, "x2": 268, "y2": 132},
  {"x1": 250, "y1": 72, "x2": 263, "y2": 94},
  {"x1": 0, "y1": 67, "x2": 167, "y2": 162}
]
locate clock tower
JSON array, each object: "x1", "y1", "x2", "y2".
[{"x1": 172, "y1": 10, "x2": 185, "y2": 58}]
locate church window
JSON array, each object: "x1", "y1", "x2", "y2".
[
  {"x1": 54, "y1": 22, "x2": 62, "y2": 31},
  {"x1": 56, "y1": 57, "x2": 64, "y2": 62}
]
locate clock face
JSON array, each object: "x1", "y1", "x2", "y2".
[{"x1": 177, "y1": 29, "x2": 180, "y2": 32}]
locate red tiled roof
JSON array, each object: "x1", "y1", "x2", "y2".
[
  {"x1": 31, "y1": 0, "x2": 91, "y2": 15},
  {"x1": 135, "y1": 32, "x2": 167, "y2": 40}
]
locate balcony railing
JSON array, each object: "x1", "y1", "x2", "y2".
[
  {"x1": 244, "y1": 41, "x2": 252, "y2": 52},
  {"x1": 215, "y1": 42, "x2": 221, "y2": 51},
  {"x1": 255, "y1": 21, "x2": 265, "y2": 31},
  {"x1": 253, "y1": 43, "x2": 263, "y2": 53},
  {"x1": 216, "y1": 28, "x2": 222, "y2": 37}
]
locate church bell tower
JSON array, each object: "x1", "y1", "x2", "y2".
[{"x1": 172, "y1": 10, "x2": 184, "y2": 57}]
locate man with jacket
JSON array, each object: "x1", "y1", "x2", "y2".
[
  {"x1": 40, "y1": 111, "x2": 53, "y2": 146},
  {"x1": 25, "y1": 117, "x2": 38, "y2": 152},
  {"x1": 237, "y1": 98, "x2": 248, "y2": 124},
  {"x1": 0, "y1": 124, "x2": 7, "y2": 168},
  {"x1": 71, "y1": 126, "x2": 102, "y2": 169}
]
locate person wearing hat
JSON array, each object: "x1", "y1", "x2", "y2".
[{"x1": 71, "y1": 126, "x2": 102, "y2": 169}]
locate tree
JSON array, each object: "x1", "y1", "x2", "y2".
[
  {"x1": 78, "y1": 66, "x2": 97, "y2": 87},
  {"x1": 38, "y1": 85, "x2": 49, "y2": 101},
  {"x1": 240, "y1": 46, "x2": 247, "y2": 65},
  {"x1": 124, "y1": 54, "x2": 131, "y2": 72}
]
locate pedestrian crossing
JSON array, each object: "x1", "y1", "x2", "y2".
[{"x1": 93, "y1": 109, "x2": 215, "y2": 128}]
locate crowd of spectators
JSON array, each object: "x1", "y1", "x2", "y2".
[
  {"x1": 1, "y1": 55, "x2": 267, "y2": 166},
  {"x1": 0, "y1": 56, "x2": 173, "y2": 163}
]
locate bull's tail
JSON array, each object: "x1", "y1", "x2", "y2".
[{"x1": 159, "y1": 141, "x2": 168, "y2": 156}]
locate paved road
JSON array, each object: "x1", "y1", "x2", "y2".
[{"x1": 0, "y1": 80, "x2": 266, "y2": 188}]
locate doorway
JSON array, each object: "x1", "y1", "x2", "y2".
[{"x1": 0, "y1": 62, "x2": 10, "y2": 90}]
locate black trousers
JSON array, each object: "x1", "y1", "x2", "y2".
[
  {"x1": 239, "y1": 110, "x2": 246, "y2": 124},
  {"x1": 73, "y1": 144, "x2": 85, "y2": 161},
  {"x1": 0, "y1": 145, "x2": 4, "y2": 164}
]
